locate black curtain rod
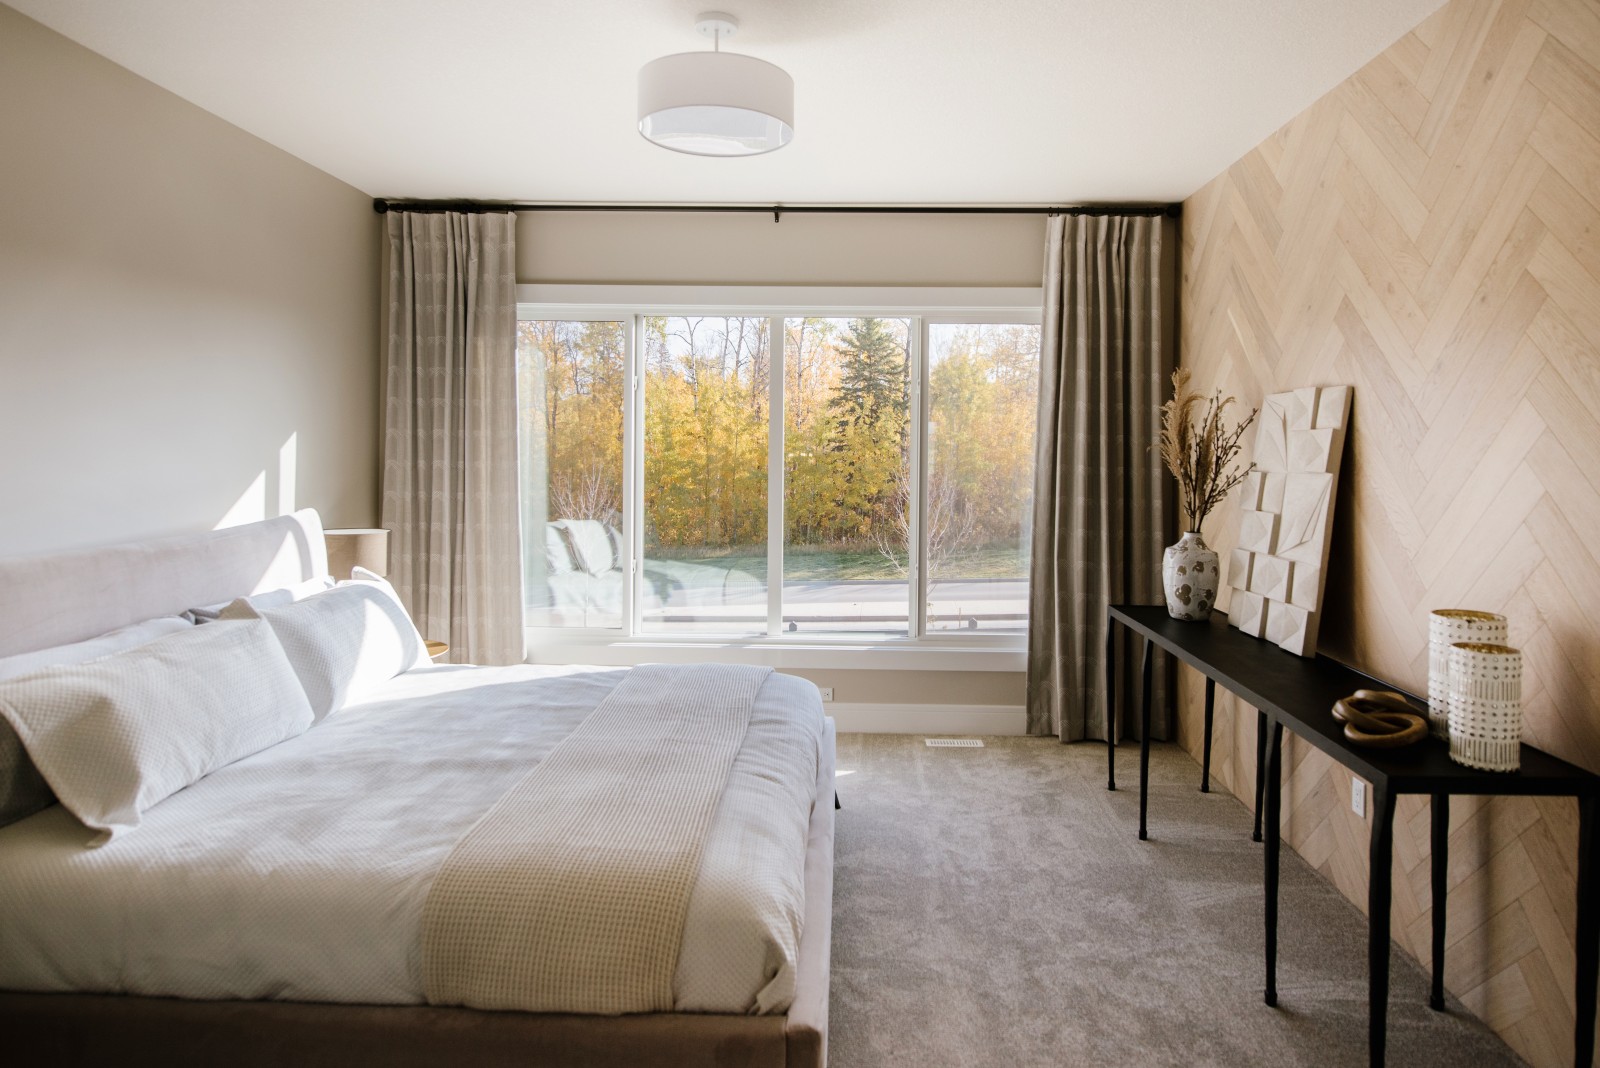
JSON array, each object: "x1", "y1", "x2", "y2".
[{"x1": 372, "y1": 198, "x2": 1180, "y2": 220}]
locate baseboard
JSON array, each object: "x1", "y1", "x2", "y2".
[{"x1": 826, "y1": 703, "x2": 1027, "y2": 735}]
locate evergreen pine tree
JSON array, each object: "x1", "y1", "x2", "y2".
[{"x1": 829, "y1": 318, "x2": 906, "y2": 431}]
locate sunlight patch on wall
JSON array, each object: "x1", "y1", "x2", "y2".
[
  {"x1": 216, "y1": 471, "x2": 266, "y2": 530},
  {"x1": 214, "y1": 433, "x2": 300, "y2": 530},
  {"x1": 277, "y1": 433, "x2": 298, "y2": 518}
]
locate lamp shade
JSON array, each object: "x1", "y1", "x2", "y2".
[
  {"x1": 638, "y1": 51, "x2": 794, "y2": 156},
  {"x1": 324, "y1": 528, "x2": 389, "y2": 580}
]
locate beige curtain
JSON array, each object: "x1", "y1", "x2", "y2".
[
  {"x1": 1027, "y1": 213, "x2": 1177, "y2": 741},
  {"x1": 381, "y1": 211, "x2": 525, "y2": 666}
]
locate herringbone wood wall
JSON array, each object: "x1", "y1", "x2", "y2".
[{"x1": 1177, "y1": 0, "x2": 1600, "y2": 1064}]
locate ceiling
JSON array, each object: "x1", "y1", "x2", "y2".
[{"x1": 9, "y1": 0, "x2": 1448, "y2": 205}]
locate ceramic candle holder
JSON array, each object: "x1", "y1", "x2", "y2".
[
  {"x1": 1446, "y1": 642, "x2": 1523, "y2": 773},
  {"x1": 1428, "y1": 610, "x2": 1507, "y2": 740}
]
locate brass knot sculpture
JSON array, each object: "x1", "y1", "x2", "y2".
[{"x1": 1332, "y1": 690, "x2": 1427, "y2": 749}]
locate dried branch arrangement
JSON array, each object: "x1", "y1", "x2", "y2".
[{"x1": 1158, "y1": 368, "x2": 1258, "y2": 533}]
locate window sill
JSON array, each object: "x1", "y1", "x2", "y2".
[{"x1": 524, "y1": 630, "x2": 1026, "y2": 673}]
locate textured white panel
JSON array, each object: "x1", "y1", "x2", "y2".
[
  {"x1": 1258, "y1": 471, "x2": 1287, "y2": 513},
  {"x1": 1288, "y1": 561, "x2": 1321, "y2": 610},
  {"x1": 1276, "y1": 472, "x2": 1335, "y2": 562},
  {"x1": 1229, "y1": 385, "x2": 1350, "y2": 655},
  {"x1": 1237, "y1": 510, "x2": 1279, "y2": 554},
  {"x1": 1287, "y1": 387, "x2": 1320, "y2": 430},
  {"x1": 1256, "y1": 397, "x2": 1291, "y2": 472},
  {"x1": 1228, "y1": 549, "x2": 1254, "y2": 592},
  {"x1": 1248, "y1": 555, "x2": 1292, "y2": 601},
  {"x1": 1232, "y1": 591, "x2": 1267, "y2": 637},
  {"x1": 1314, "y1": 385, "x2": 1351, "y2": 430},
  {"x1": 1239, "y1": 471, "x2": 1265, "y2": 510},
  {"x1": 1288, "y1": 428, "x2": 1335, "y2": 473},
  {"x1": 1265, "y1": 602, "x2": 1310, "y2": 654}
]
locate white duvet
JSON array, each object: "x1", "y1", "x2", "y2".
[{"x1": 0, "y1": 664, "x2": 824, "y2": 1014}]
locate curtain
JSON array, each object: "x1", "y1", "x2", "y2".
[
  {"x1": 1027, "y1": 213, "x2": 1177, "y2": 741},
  {"x1": 381, "y1": 211, "x2": 525, "y2": 666}
]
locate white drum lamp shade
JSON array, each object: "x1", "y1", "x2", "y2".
[{"x1": 638, "y1": 51, "x2": 794, "y2": 156}]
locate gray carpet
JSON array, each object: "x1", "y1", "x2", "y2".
[{"x1": 827, "y1": 735, "x2": 1525, "y2": 1068}]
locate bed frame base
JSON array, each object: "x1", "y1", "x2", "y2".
[{"x1": 2, "y1": 991, "x2": 801, "y2": 1067}]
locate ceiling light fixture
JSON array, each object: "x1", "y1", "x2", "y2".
[{"x1": 637, "y1": 12, "x2": 794, "y2": 157}]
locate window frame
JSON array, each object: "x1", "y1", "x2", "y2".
[{"x1": 516, "y1": 285, "x2": 1042, "y2": 669}]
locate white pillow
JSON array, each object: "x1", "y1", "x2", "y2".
[
  {"x1": 0, "y1": 615, "x2": 195, "y2": 828},
  {"x1": 0, "y1": 619, "x2": 313, "y2": 843},
  {"x1": 222, "y1": 570, "x2": 427, "y2": 720},
  {"x1": 185, "y1": 576, "x2": 334, "y2": 623},
  {"x1": 558, "y1": 519, "x2": 616, "y2": 575}
]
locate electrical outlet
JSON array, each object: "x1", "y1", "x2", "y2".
[
  {"x1": 1351, "y1": 778, "x2": 1366, "y2": 817},
  {"x1": 818, "y1": 687, "x2": 834, "y2": 702}
]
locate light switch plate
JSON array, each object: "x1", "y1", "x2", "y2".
[
  {"x1": 818, "y1": 687, "x2": 834, "y2": 702},
  {"x1": 1351, "y1": 778, "x2": 1366, "y2": 817}
]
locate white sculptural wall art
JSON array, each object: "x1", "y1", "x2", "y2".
[{"x1": 1227, "y1": 385, "x2": 1353, "y2": 656}]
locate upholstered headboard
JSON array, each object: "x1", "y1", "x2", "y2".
[{"x1": 0, "y1": 510, "x2": 328, "y2": 658}]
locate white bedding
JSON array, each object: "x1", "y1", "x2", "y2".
[{"x1": 0, "y1": 663, "x2": 824, "y2": 1014}]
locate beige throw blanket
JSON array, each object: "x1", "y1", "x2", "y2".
[{"x1": 420, "y1": 663, "x2": 772, "y2": 1014}]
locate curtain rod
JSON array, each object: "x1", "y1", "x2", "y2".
[{"x1": 371, "y1": 198, "x2": 1180, "y2": 221}]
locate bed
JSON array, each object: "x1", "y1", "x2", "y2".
[{"x1": 0, "y1": 510, "x2": 836, "y2": 1067}]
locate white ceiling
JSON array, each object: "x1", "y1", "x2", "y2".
[{"x1": 10, "y1": 0, "x2": 1448, "y2": 205}]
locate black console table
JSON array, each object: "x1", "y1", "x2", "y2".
[{"x1": 1105, "y1": 604, "x2": 1598, "y2": 1068}]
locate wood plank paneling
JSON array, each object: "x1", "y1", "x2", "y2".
[{"x1": 1177, "y1": 1, "x2": 1600, "y2": 1063}]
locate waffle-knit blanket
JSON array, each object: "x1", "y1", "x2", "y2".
[{"x1": 421, "y1": 663, "x2": 771, "y2": 1013}]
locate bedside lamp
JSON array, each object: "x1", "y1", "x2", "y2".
[{"x1": 324, "y1": 528, "x2": 389, "y2": 580}]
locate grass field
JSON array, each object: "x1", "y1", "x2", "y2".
[{"x1": 646, "y1": 542, "x2": 1028, "y2": 582}]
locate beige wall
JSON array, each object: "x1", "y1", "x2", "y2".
[
  {"x1": 781, "y1": 666, "x2": 1024, "y2": 708},
  {"x1": 518, "y1": 210, "x2": 1047, "y2": 287},
  {"x1": 0, "y1": 4, "x2": 380, "y2": 559},
  {"x1": 1178, "y1": 0, "x2": 1600, "y2": 1063}
]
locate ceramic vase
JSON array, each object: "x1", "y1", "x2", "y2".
[{"x1": 1163, "y1": 532, "x2": 1218, "y2": 621}]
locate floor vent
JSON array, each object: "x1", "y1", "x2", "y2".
[{"x1": 925, "y1": 738, "x2": 984, "y2": 748}]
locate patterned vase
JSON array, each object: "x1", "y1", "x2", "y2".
[{"x1": 1163, "y1": 532, "x2": 1219, "y2": 621}]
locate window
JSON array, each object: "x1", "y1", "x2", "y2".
[
  {"x1": 517, "y1": 290, "x2": 1040, "y2": 644},
  {"x1": 925, "y1": 324, "x2": 1040, "y2": 634},
  {"x1": 517, "y1": 318, "x2": 627, "y2": 628},
  {"x1": 642, "y1": 316, "x2": 770, "y2": 635},
  {"x1": 784, "y1": 317, "x2": 912, "y2": 635}
]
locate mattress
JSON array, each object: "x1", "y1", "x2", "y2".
[{"x1": 0, "y1": 663, "x2": 825, "y2": 1015}]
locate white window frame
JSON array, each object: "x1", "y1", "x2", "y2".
[{"x1": 516, "y1": 285, "x2": 1042, "y2": 672}]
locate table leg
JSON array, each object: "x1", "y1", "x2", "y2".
[
  {"x1": 1430, "y1": 793, "x2": 1448, "y2": 1012},
  {"x1": 1201, "y1": 677, "x2": 1215, "y2": 793},
  {"x1": 1264, "y1": 719, "x2": 1283, "y2": 1007},
  {"x1": 1369, "y1": 784, "x2": 1397, "y2": 1068},
  {"x1": 1576, "y1": 793, "x2": 1597, "y2": 1068},
  {"x1": 1138, "y1": 638, "x2": 1153, "y2": 841},
  {"x1": 1253, "y1": 709, "x2": 1267, "y2": 843},
  {"x1": 1106, "y1": 616, "x2": 1117, "y2": 792}
]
